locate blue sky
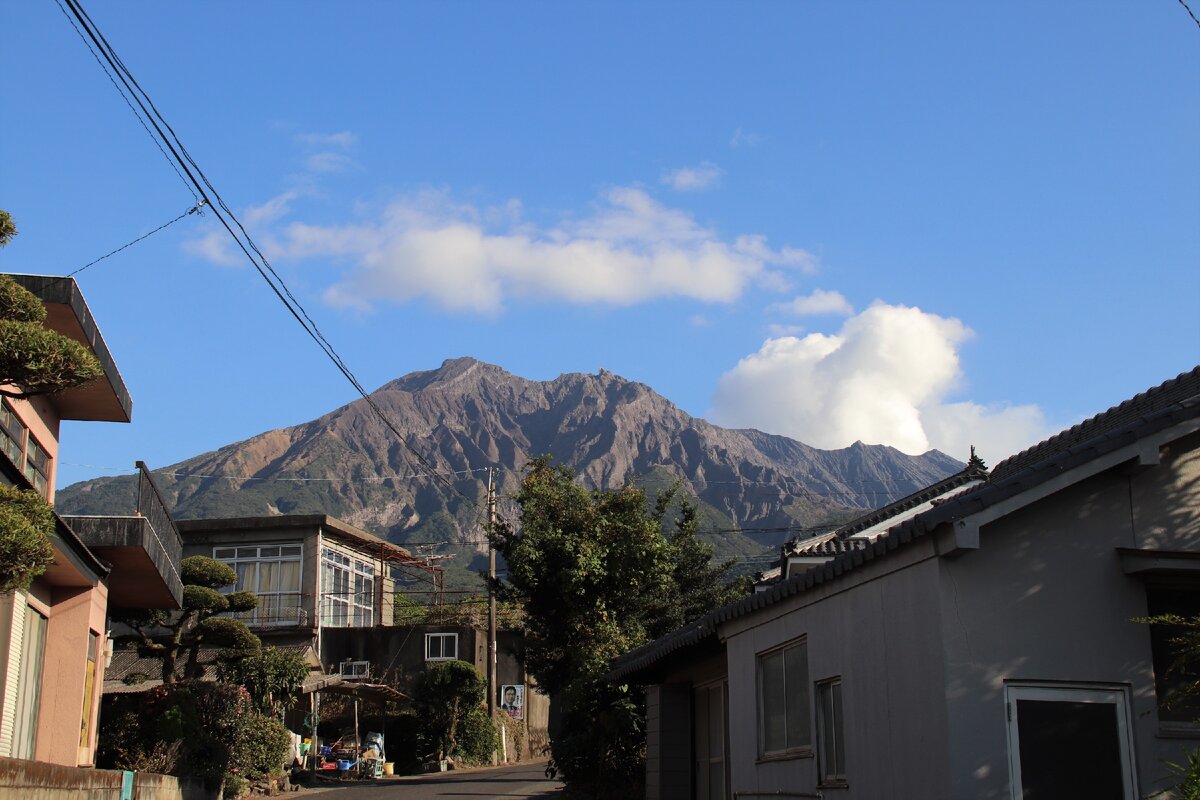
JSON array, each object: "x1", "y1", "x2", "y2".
[{"x1": 3, "y1": 1, "x2": 1198, "y2": 489}]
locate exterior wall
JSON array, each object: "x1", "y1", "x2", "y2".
[
  {"x1": 721, "y1": 539, "x2": 951, "y2": 800},
  {"x1": 939, "y1": 430, "x2": 1200, "y2": 799},
  {"x1": 33, "y1": 580, "x2": 108, "y2": 767},
  {"x1": 181, "y1": 525, "x2": 319, "y2": 646},
  {"x1": 0, "y1": 756, "x2": 207, "y2": 800},
  {"x1": 2, "y1": 395, "x2": 60, "y2": 504}
]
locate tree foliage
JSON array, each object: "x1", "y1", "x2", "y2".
[
  {"x1": 490, "y1": 456, "x2": 748, "y2": 791},
  {"x1": 0, "y1": 274, "x2": 103, "y2": 399},
  {"x1": 218, "y1": 647, "x2": 309, "y2": 716},
  {"x1": 117, "y1": 555, "x2": 261, "y2": 683},
  {"x1": 0, "y1": 210, "x2": 15, "y2": 248},
  {"x1": 415, "y1": 660, "x2": 488, "y2": 758},
  {"x1": 0, "y1": 484, "x2": 55, "y2": 593}
]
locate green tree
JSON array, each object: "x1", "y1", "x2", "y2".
[
  {"x1": 118, "y1": 556, "x2": 260, "y2": 683},
  {"x1": 490, "y1": 456, "x2": 746, "y2": 792},
  {"x1": 0, "y1": 484, "x2": 55, "y2": 593},
  {"x1": 0, "y1": 273, "x2": 103, "y2": 399},
  {"x1": 217, "y1": 646, "x2": 309, "y2": 716},
  {"x1": 414, "y1": 660, "x2": 489, "y2": 759},
  {"x1": 0, "y1": 210, "x2": 16, "y2": 247}
]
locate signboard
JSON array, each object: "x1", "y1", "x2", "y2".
[{"x1": 500, "y1": 684, "x2": 525, "y2": 720}]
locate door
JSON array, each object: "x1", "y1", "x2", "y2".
[
  {"x1": 1004, "y1": 684, "x2": 1138, "y2": 800},
  {"x1": 694, "y1": 682, "x2": 728, "y2": 800}
]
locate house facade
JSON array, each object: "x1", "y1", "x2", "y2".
[
  {"x1": 0, "y1": 274, "x2": 181, "y2": 768},
  {"x1": 176, "y1": 514, "x2": 548, "y2": 754},
  {"x1": 613, "y1": 366, "x2": 1200, "y2": 800}
]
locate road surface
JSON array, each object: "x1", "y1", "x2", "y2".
[{"x1": 302, "y1": 760, "x2": 564, "y2": 799}]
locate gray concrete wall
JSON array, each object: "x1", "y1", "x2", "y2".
[
  {"x1": 0, "y1": 756, "x2": 208, "y2": 800},
  {"x1": 720, "y1": 539, "x2": 951, "y2": 800},
  {"x1": 940, "y1": 429, "x2": 1200, "y2": 799}
]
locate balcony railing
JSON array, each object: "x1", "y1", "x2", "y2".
[
  {"x1": 228, "y1": 593, "x2": 309, "y2": 628},
  {"x1": 135, "y1": 460, "x2": 182, "y2": 585}
]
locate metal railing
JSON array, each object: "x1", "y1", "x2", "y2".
[{"x1": 135, "y1": 460, "x2": 182, "y2": 587}]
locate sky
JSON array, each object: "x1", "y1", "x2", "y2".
[{"x1": 2, "y1": 1, "x2": 1198, "y2": 490}]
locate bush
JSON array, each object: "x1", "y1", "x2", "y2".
[
  {"x1": 415, "y1": 661, "x2": 487, "y2": 756},
  {"x1": 222, "y1": 773, "x2": 249, "y2": 800},
  {"x1": 218, "y1": 647, "x2": 308, "y2": 715},
  {"x1": 453, "y1": 707, "x2": 497, "y2": 764},
  {"x1": 235, "y1": 713, "x2": 290, "y2": 780}
]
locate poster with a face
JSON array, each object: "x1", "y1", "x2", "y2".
[{"x1": 500, "y1": 684, "x2": 525, "y2": 719}]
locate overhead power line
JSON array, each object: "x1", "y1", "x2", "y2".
[
  {"x1": 67, "y1": 202, "x2": 204, "y2": 277},
  {"x1": 56, "y1": 0, "x2": 482, "y2": 516}
]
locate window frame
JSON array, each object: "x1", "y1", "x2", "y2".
[
  {"x1": 213, "y1": 543, "x2": 305, "y2": 627},
  {"x1": 815, "y1": 676, "x2": 847, "y2": 786},
  {"x1": 1144, "y1": 582, "x2": 1200, "y2": 735},
  {"x1": 755, "y1": 637, "x2": 812, "y2": 760},
  {"x1": 320, "y1": 548, "x2": 376, "y2": 628},
  {"x1": 425, "y1": 632, "x2": 459, "y2": 662},
  {"x1": 0, "y1": 400, "x2": 51, "y2": 498}
]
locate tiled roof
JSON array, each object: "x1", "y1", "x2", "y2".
[
  {"x1": 105, "y1": 643, "x2": 315, "y2": 691},
  {"x1": 990, "y1": 365, "x2": 1200, "y2": 482},
  {"x1": 610, "y1": 366, "x2": 1200, "y2": 682}
]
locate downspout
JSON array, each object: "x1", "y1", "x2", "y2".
[{"x1": 315, "y1": 526, "x2": 323, "y2": 670}]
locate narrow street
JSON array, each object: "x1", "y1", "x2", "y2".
[{"x1": 302, "y1": 760, "x2": 564, "y2": 799}]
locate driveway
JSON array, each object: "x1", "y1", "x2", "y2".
[{"x1": 301, "y1": 760, "x2": 564, "y2": 799}]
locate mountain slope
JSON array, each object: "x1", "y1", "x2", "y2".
[{"x1": 57, "y1": 358, "x2": 962, "y2": 576}]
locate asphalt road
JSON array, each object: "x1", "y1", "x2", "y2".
[{"x1": 302, "y1": 760, "x2": 565, "y2": 799}]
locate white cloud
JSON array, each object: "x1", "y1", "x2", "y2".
[
  {"x1": 771, "y1": 289, "x2": 854, "y2": 317},
  {"x1": 767, "y1": 323, "x2": 805, "y2": 337},
  {"x1": 182, "y1": 229, "x2": 240, "y2": 266},
  {"x1": 296, "y1": 131, "x2": 358, "y2": 148},
  {"x1": 306, "y1": 152, "x2": 357, "y2": 173},
  {"x1": 661, "y1": 162, "x2": 722, "y2": 191},
  {"x1": 730, "y1": 127, "x2": 762, "y2": 148},
  {"x1": 711, "y1": 303, "x2": 1051, "y2": 461},
  {"x1": 689, "y1": 314, "x2": 713, "y2": 328},
  {"x1": 243, "y1": 186, "x2": 811, "y2": 314},
  {"x1": 183, "y1": 191, "x2": 301, "y2": 266}
]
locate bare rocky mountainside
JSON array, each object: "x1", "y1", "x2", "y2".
[{"x1": 55, "y1": 357, "x2": 961, "y2": 578}]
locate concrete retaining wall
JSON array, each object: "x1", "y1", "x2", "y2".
[{"x1": 0, "y1": 757, "x2": 209, "y2": 800}]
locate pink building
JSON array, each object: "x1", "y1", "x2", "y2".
[{"x1": 0, "y1": 274, "x2": 181, "y2": 767}]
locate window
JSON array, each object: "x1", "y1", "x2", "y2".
[
  {"x1": 815, "y1": 677, "x2": 846, "y2": 785},
  {"x1": 214, "y1": 544, "x2": 304, "y2": 626},
  {"x1": 0, "y1": 400, "x2": 51, "y2": 498},
  {"x1": 756, "y1": 638, "x2": 810, "y2": 757},
  {"x1": 1145, "y1": 585, "x2": 1200, "y2": 727},
  {"x1": 320, "y1": 549, "x2": 375, "y2": 627},
  {"x1": 1004, "y1": 684, "x2": 1137, "y2": 799},
  {"x1": 425, "y1": 632, "x2": 458, "y2": 661}
]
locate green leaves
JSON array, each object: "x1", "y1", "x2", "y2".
[
  {"x1": 181, "y1": 555, "x2": 239, "y2": 589},
  {"x1": 491, "y1": 456, "x2": 748, "y2": 791},
  {"x1": 0, "y1": 484, "x2": 55, "y2": 593},
  {"x1": 0, "y1": 275, "x2": 103, "y2": 398}
]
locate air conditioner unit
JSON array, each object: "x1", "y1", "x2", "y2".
[{"x1": 339, "y1": 660, "x2": 370, "y2": 679}]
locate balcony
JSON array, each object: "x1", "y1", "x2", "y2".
[{"x1": 63, "y1": 462, "x2": 182, "y2": 609}]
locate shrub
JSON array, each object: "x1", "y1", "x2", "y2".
[
  {"x1": 218, "y1": 647, "x2": 308, "y2": 715},
  {"x1": 234, "y1": 713, "x2": 290, "y2": 780},
  {"x1": 415, "y1": 660, "x2": 487, "y2": 756},
  {"x1": 222, "y1": 773, "x2": 249, "y2": 799},
  {"x1": 453, "y1": 706, "x2": 497, "y2": 764},
  {"x1": 181, "y1": 556, "x2": 238, "y2": 588}
]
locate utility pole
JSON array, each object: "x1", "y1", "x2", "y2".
[{"x1": 486, "y1": 468, "x2": 498, "y2": 723}]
